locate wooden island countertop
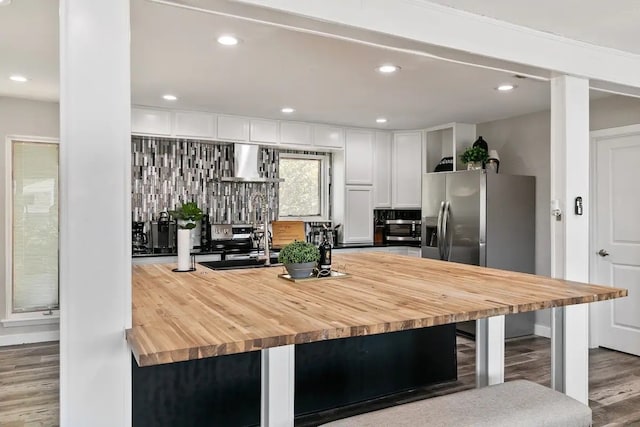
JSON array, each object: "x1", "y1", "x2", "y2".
[{"x1": 127, "y1": 252, "x2": 626, "y2": 367}]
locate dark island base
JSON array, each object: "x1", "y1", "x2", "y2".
[{"x1": 132, "y1": 325, "x2": 457, "y2": 427}]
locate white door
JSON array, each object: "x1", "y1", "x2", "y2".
[{"x1": 592, "y1": 125, "x2": 640, "y2": 356}]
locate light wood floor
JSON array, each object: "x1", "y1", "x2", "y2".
[{"x1": 1, "y1": 337, "x2": 639, "y2": 426}]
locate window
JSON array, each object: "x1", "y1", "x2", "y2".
[
  {"x1": 8, "y1": 139, "x2": 59, "y2": 316},
  {"x1": 278, "y1": 153, "x2": 329, "y2": 219}
]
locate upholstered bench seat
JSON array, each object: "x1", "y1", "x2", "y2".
[{"x1": 320, "y1": 380, "x2": 592, "y2": 427}]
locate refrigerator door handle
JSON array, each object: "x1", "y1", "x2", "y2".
[
  {"x1": 442, "y1": 201, "x2": 452, "y2": 261},
  {"x1": 436, "y1": 201, "x2": 445, "y2": 260},
  {"x1": 479, "y1": 242, "x2": 487, "y2": 267}
]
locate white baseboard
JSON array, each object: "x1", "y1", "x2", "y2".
[
  {"x1": 534, "y1": 323, "x2": 551, "y2": 338},
  {"x1": 0, "y1": 330, "x2": 60, "y2": 347}
]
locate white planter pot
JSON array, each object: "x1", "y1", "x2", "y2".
[{"x1": 177, "y1": 228, "x2": 192, "y2": 271}]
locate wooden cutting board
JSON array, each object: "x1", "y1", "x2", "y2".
[{"x1": 271, "y1": 221, "x2": 306, "y2": 248}]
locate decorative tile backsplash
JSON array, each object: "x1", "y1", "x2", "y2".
[{"x1": 131, "y1": 136, "x2": 329, "y2": 224}]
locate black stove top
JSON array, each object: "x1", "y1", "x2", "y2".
[{"x1": 199, "y1": 255, "x2": 281, "y2": 271}]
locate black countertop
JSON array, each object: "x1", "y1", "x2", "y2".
[{"x1": 132, "y1": 242, "x2": 420, "y2": 258}]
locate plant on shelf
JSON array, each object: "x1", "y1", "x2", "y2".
[
  {"x1": 278, "y1": 240, "x2": 320, "y2": 279},
  {"x1": 460, "y1": 146, "x2": 489, "y2": 170},
  {"x1": 170, "y1": 201, "x2": 203, "y2": 272},
  {"x1": 170, "y1": 201, "x2": 203, "y2": 229}
]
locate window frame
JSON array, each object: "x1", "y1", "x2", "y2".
[
  {"x1": 4, "y1": 136, "x2": 60, "y2": 322},
  {"x1": 278, "y1": 152, "x2": 330, "y2": 221}
]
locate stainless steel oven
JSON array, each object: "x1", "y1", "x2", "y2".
[{"x1": 383, "y1": 219, "x2": 421, "y2": 244}]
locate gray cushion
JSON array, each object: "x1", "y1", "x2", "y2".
[{"x1": 320, "y1": 380, "x2": 592, "y2": 427}]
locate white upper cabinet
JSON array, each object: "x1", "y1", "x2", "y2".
[
  {"x1": 280, "y1": 122, "x2": 313, "y2": 146},
  {"x1": 314, "y1": 125, "x2": 345, "y2": 149},
  {"x1": 425, "y1": 123, "x2": 476, "y2": 172},
  {"x1": 217, "y1": 115, "x2": 249, "y2": 141},
  {"x1": 373, "y1": 131, "x2": 392, "y2": 208},
  {"x1": 344, "y1": 186, "x2": 374, "y2": 243},
  {"x1": 174, "y1": 111, "x2": 215, "y2": 138},
  {"x1": 345, "y1": 129, "x2": 374, "y2": 185},
  {"x1": 249, "y1": 119, "x2": 279, "y2": 144},
  {"x1": 392, "y1": 131, "x2": 423, "y2": 208},
  {"x1": 131, "y1": 108, "x2": 172, "y2": 135}
]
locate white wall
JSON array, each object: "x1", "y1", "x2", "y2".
[
  {"x1": 476, "y1": 94, "x2": 640, "y2": 335},
  {"x1": 0, "y1": 97, "x2": 60, "y2": 345}
]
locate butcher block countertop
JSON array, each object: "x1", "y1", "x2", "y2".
[{"x1": 127, "y1": 253, "x2": 627, "y2": 367}]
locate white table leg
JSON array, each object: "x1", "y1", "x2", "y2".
[
  {"x1": 261, "y1": 344, "x2": 295, "y2": 427},
  {"x1": 476, "y1": 315, "x2": 505, "y2": 388},
  {"x1": 551, "y1": 304, "x2": 589, "y2": 404}
]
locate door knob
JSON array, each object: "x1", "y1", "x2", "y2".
[{"x1": 597, "y1": 249, "x2": 610, "y2": 257}]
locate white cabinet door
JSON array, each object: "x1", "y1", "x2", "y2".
[
  {"x1": 131, "y1": 108, "x2": 172, "y2": 135},
  {"x1": 392, "y1": 131, "x2": 423, "y2": 208},
  {"x1": 345, "y1": 129, "x2": 374, "y2": 185},
  {"x1": 373, "y1": 131, "x2": 392, "y2": 207},
  {"x1": 175, "y1": 112, "x2": 215, "y2": 138},
  {"x1": 280, "y1": 122, "x2": 312, "y2": 146},
  {"x1": 314, "y1": 125, "x2": 344, "y2": 149},
  {"x1": 250, "y1": 119, "x2": 279, "y2": 144},
  {"x1": 217, "y1": 115, "x2": 249, "y2": 141},
  {"x1": 344, "y1": 186, "x2": 373, "y2": 243}
]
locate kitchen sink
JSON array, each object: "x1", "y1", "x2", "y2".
[{"x1": 199, "y1": 257, "x2": 281, "y2": 271}]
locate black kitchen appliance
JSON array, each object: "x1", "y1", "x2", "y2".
[
  {"x1": 207, "y1": 224, "x2": 253, "y2": 257},
  {"x1": 132, "y1": 221, "x2": 148, "y2": 254},
  {"x1": 150, "y1": 211, "x2": 176, "y2": 253}
]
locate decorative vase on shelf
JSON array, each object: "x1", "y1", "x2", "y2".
[{"x1": 467, "y1": 162, "x2": 483, "y2": 170}]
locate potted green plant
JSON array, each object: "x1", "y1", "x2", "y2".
[
  {"x1": 278, "y1": 240, "x2": 320, "y2": 279},
  {"x1": 460, "y1": 146, "x2": 489, "y2": 170},
  {"x1": 170, "y1": 202, "x2": 203, "y2": 272}
]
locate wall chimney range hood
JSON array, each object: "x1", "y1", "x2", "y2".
[{"x1": 220, "y1": 143, "x2": 283, "y2": 183}]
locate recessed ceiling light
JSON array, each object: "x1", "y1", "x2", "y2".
[
  {"x1": 9, "y1": 75, "x2": 28, "y2": 83},
  {"x1": 376, "y1": 118, "x2": 388, "y2": 124},
  {"x1": 162, "y1": 94, "x2": 177, "y2": 101},
  {"x1": 217, "y1": 35, "x2": 239, "y2": 46},
  {"x1": 496, "y1": 84, "x2": 516, "y2": 92},
  {"x1": 0, "y1": 0, "x2": 12, "y2": 6},
  {"x1": 281, "y1": 107, "x2": 295, "y2": 114},
  {"x1": 377, "y1": 64, "x2": 400, "y2": 74}
]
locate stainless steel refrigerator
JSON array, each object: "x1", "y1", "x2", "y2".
[{"x1": 421, "y1": 170, "x2": 536, "y2": 338}]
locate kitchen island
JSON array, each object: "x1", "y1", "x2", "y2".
[{"x1": 128, "y1": 252, "x2": 626, "y2": 426}]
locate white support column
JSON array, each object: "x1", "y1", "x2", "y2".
[
  {"x1": 59, "y1": 1, "x2": 132, "y2": 426},
  {"x1": 564, "y1": 304, "x2": 590, "y2": 404},
  {"x1": 476, "y1": 316, "x2": 505, "y2": 388},
  {"x1": 550, "y1": 75, "x2": 590, "y2": 404},
  {"x1": 261, "y1": 345, "x2": 295, "y2": 427}
]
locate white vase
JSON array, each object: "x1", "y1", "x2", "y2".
[{"x1": 177, "y1": 228, "x2": 192, "y2": 271}]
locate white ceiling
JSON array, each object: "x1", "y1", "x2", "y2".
[
  {"x1": 428, "y1": 0, "x2": 640, "y2": 55},
  {"x1": 130, "y1": 0, "x2": 554, "y2": 129},
  {"x1": 0, "y1": 0, "x2": 627, "y2": 129},
  {"x1": 0, "y1": 0, "x2": 58, "y2": 101}
]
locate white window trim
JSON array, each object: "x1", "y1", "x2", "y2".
[
  {"x1": 278, "y1": 153, "x2": 330, "y2": 221},
  {"x1": 4, "y1": 135, "x2": 60, "y2": 321}
]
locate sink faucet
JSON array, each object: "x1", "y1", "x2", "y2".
[{"x1": 251, "y1": 191, "x2": 270, "y2": 266}]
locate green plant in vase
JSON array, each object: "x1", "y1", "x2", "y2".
[
  {"x1": 460, "y1": 146, "x2": 489, "y2": 170},
  {"x1": 170, "y1": 201, "x2": 203, "y2": 272},
  {"x1": 170, "y1": 201, "x2": 203, "y2": 229},
  {"x1": 278, "y1": 240, "x2": 320, "y2": 279}
]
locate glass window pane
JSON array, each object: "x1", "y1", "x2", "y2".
[
  {"x1": 279, "y1": 158, "x2": 321, "y2": 216},
  {"x1": 12, "y1": 141, "x2": 59, "y2": 313}
]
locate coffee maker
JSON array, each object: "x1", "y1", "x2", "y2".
[
  {"x1": 132, "y1": 221, "x2": 148, "y2": 254},
  {"x1": 150, "y1": 211, "x2": 176, "y2": 253}
]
